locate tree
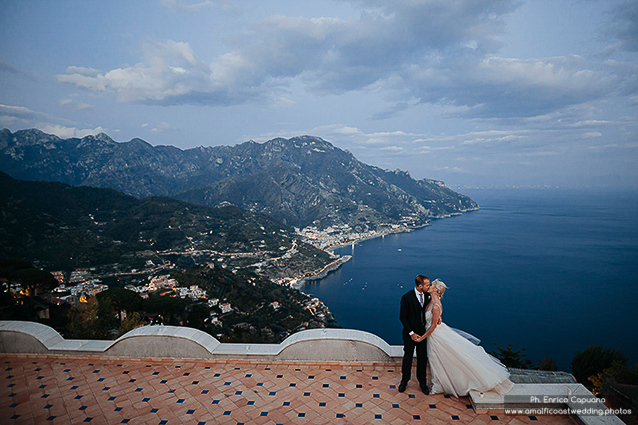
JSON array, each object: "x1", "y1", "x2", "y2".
[
  {"x1": 118, "y1": 312, "x2": 146, "y2": 337},
  {"x1": 142, "y1": 296, "x2": 186, "y2": 325},
  {"x1": 0, "y1": 258, "x2": 33, "y2": 275},
  {"x1": 491, "y1": 343, "x2": 532, "y2": 369},
  {"x1": 571, "y1": 345, "x2": 628, "y2": 388},
  {"x1": 8, "y1": 267, "x2": 58, "y2": 298},
  {"x1": 65, "y1": 296, "x2": 117, "y2": 339},
  {"x1": 187, "y1": 303, "x2": 210, "y2": 330},
  {"x1": 96, "y1": 288, "x2": 142, "y2": 323},
  {"x1": 535, "y1": 356, "x2": 558, "y2": 371}
]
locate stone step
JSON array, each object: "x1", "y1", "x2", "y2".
[{"x1": 470, "y1": 383, "x2": 625, "y2": 425}]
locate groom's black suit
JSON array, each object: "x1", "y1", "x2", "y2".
[{"x1": 400, "y1": 288, "x2": 431, "y2": 388}]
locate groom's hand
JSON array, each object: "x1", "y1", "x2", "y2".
[{"x1": 411, "y1": 333, "x2": 421, "y2": 341}]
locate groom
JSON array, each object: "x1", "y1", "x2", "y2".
[{"x1": 399, "y1": 274, "x2": 431, "y2": 394}]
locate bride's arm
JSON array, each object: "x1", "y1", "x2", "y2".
[{"x1": 418, "y1": 304, "x2": 441, "y2": 342}]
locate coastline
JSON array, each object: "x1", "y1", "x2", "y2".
[
  {"x1": 293, "y1": 223, "x2": 431, "y2": 290},
  {"x1": 322, "y1": 223, "x2": 430, "y2": 252},
  {"x1": 292, "y1": 206, "x2": 480, "y2": 291},
  {"x1": 295, "y1": 189, "x2": 638, "y2": 368},
  {"x1": 293, "y1": 255, "x2": 352, "y2": 289}
]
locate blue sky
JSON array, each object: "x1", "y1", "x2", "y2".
[{"x1": 1, "y1": 0, "x2": 637, "y2": 188}]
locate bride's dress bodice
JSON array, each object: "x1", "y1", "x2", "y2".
[{"x1": 425, "y1": 305, "x2": 437, "y2": 329}]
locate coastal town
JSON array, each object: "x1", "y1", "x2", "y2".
[
  {"x1": 36, "y1": 270, "x2": 330, "y2": 332},
  {"x1": 296, "y1": 223, "x2": 413, "y2": 251},
  {"x1": 8, "y1": 223, "x2": 417, "y2": 300},
  {"x1": 3, "y1": 223, "x2": 414, "y2": 342}
]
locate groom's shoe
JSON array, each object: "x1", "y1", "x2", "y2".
[
  {"x1": 420, "y1": 385, "x2": 430, "y2": 395},
  {"x1": 398, "y1": 382, "x2": 408, "y2": 393}
]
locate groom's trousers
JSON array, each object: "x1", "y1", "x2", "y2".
[{"x1": 401, "y1": 338, "x2": 428, "y2": 386}]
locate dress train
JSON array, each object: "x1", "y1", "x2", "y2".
[{"x1": 426, "y1": 308, "x2": 513, "y2": 397}]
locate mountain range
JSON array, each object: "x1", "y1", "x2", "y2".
[
  {"x1": 0, "y1": 128, "x2": 478, "y2": 231},
  {"x1": 0, "y1": 171, "x2": 331, "y2": 272}
]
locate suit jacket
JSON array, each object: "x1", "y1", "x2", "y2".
[{"x1": 400, "y1": 288, "x2": 431, "y2": 341}]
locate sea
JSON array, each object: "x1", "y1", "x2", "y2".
[{"x1": 301, "y1": 188, "x2": 638, "y2": 371}]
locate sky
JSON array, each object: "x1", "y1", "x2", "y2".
[{"x1": 1, "y1": 0, "x2": 637, "y2": 188}]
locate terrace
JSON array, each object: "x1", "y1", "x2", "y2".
[{"x1": 0, "y1": 321, "x2": 621, "y2": 424}]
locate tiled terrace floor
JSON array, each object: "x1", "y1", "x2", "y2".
[{"x1": 0, "y1": 354, "x2": 575, "y2": 424}]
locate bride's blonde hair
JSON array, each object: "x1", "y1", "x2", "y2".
[{"x1": 432, "y1": 279, "x2": 447, "y2": 298}]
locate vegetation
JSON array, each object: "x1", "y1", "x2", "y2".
[
  {"x1": 142, "y1": 296, "x2": 187, "y2": 325},
  {"x1": 491, "y1": 343, "x2": 533, "y2": 369},
  {"x1": 571, "y1": 346, "x2": 638, "y2": 424},
  {"x1": 0, "y1": 171, "x2": 321, "y2": 272},
  {"x1": 1, "y1": 130, "x2": 478, "y2": 231},
  {"x1": 589, "y1": 361, "x2": 638, "y2": 395},
  {"x1": 96, "y1": 288, "x2": 143, "y2": 322},
  {"x1": 66, "y1": 296, "x2": 117, "y2": 339},
  {"x1": 535, "y1": 356, "x2": 558, "y2": 371},
  {"x1": 117, "y1": 311, "x2": 146, "y2": 337},
  {"x1": 169, "y1": 264, "x2": 334, "y2": 343},
  {"x1": 1, "y1": 256, "x2": 334, "y2": 343},
  {"x1": 571, "y1": 344, "x2": 629, "y2": 389},
  {"x1": 0, "y1": 258, "x2": 58, "y2": 321}
]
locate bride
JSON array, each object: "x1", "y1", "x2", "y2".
[{"x1": 417, "y1": 279, "x2": 513, "y2": 397}]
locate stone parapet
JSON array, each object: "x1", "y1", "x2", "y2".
[{"x1": 0, "y1": 321, "x2": 402, "y2": 363}]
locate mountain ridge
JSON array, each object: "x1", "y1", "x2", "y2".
[
  {"x1": 0, "y1": 170, "x2": 331, "y2": 275},
  {"x1": 0, "y1": 128, "x2": 478, "y2": 230}
]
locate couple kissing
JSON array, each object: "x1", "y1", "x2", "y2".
[{"x1": 399, "y1": 274, "x2": 513, "y2": 397}]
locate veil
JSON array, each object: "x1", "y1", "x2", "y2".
[
  {"x1": 449, "y1": 327, "x2": 481, "y2": 345},
  {"x1": 432, "y1": 278, "x2": 480, "y2": 345}
]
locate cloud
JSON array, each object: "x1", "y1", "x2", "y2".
[
  {"x1": 0, "y1": 60, "x2": 42, "y2": 81},
  {"x1": 309, "y1": 124, "x2": 420, "y2": 147},
  {"x1": 160, "y1": 0, "x2": 240, "y2": 14},
  {"x1": 398, "y1": 55, "x2": 616, "y2": 119},
  {"x1": 151, "y1": 122, "x2": 179, "y2": 133},
  {"x1": 606, "y1": 1, "x2": 638, "y2": 52},
  {"x1": 0, "y1": 61, "x2": 22, "y2": 75},
  {"x1": 57, "y1": 39, "x2": 267, "y2": 105},
  {"x1": 248, "y1": 124, "x2": 421, "y2": 154},
  {"x1": 0, "y1": 104, "x2": 54, "y2": 127},
  {"x1": 381, "y1": 145, "x2": 404, "y2": 152},
  {"x1": 432, "y1": 165, "x2": 470, "y2": 174},
  {"x1": 39, "y1": 124, "x2": 106, "y2": 139},
  {"x1": 54, "y1": 0, "x2": 634, "y2": 122},
  {"x1": 59, "y1": 98, "x2": 94, "y2": 111},
  {"x1": 54, "y1": 1, "x2": 520, "y2": 107},
  {"x1": 0, "y1": 104, "x2": 103, "y2": 139}
]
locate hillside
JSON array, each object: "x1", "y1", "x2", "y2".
[
  {"x1": 0, "y1": 171, "x2": 330, "y2": 274},
  {"x1": 0, "y1": 129, "x2": 478, "y2": 231}
]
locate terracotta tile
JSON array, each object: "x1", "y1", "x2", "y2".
[{"x1": 0, "y1": 355, "x2": 576, "y2": 425}]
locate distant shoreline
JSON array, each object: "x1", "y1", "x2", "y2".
[
  {"x1": 293, "y1": 255, "x2": 352, "y2": 289},
  {"x1": 294, "y1": 223, "x2": 432, "y2": 290},
  {"x1": 293, "y1": 208, "x2": 480, "y2": 290},
  {"x1": 326, "y1": 223, "x2": 430, "y2": 252}
]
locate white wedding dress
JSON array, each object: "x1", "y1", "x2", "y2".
[{"x1": 426, "y1": 303, "x2": 513, "y2": 397}]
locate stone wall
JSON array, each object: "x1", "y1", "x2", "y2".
[{"x1": 0, "y1": 321, "x2": 404, "y2": 363}]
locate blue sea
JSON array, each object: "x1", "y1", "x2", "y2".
[{"x1": 301, "y1": 188, "x2": 638, "y2": 371}]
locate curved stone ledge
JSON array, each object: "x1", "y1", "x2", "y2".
[
  {"x1": 277, "y1": 328, "x2": 395, "y2": 362},
  {"x1": 0, "y1": 321, "x2": 403, "y2": 363},
  {"x1": 0, "y1": 321, "x2": 221, "y2": 358},
  {"x1": 105, "y1": 325, "x2": 222, "y2": 358},
  {"x1": 0, "y1": 321, "x2": 64, "y2": 354}
]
